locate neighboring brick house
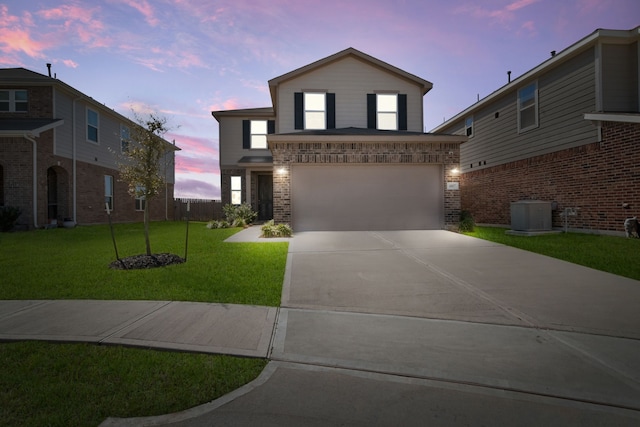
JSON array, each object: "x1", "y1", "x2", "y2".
[
  {"x1": 0, "y1": 67, "x2": 178, "y2": 229},
  {"x1": 432, "y1": 27, "x2": 640, "y2": 235},
  {"x1": 213, "y1": 48, "x2": 466, "y2": 231}
]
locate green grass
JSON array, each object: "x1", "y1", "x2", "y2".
[
  {"x1": 0, "y1": 221, "x2": 287, "y2": 426},
  {"x1": 0, "y1": 221, "x2": 288, "y2": 305},
  {"x1": 465, "y1": 226, "x2": 640, "y2": 281},
  {"x1": 0, "y1": 341, "x2": 267, "y2": 427}
]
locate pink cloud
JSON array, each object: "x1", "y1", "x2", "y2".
[
  {"x1": 168, "y1": 133, "x2": 218, "y2": 158},
  {"x1": 454, "y1": 0, "x2": 541, "y2": 24},
  {"x1": 63, "y1": 59, "x2": 79, "y2": 68},
  {"x1": 176, "y1": 155, "x2": 218, "y2": 175},
  {"x1": 115, "y1": 0, "x2": 159, "y2": 26},
  {"x1": 0, "y1": 27, "x2": 48, "y2": 58}
]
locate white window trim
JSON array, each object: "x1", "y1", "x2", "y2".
[
  {"x1": 376, "y1": 93, "x2": 398, "y2": 131},
  {"x1": 135, "y1": 185, "x2": 146, "y2": 211},
  {"x1": 230, "y1": 176, "x2": 242, "y2": 205},
  {"x1": 250, "y1": 120, "x2": 268, "y2": 149},
  {"x1": 105, "y1": 175, "x2": 114, "y2": 211},
  {"x1": 304, "y1": 92, "x2": 326, "y2": 130},
  {"x1": 87, "y1": 107, "x2": 99, "y2": 143},
  {"x1": 0, "y1": 89, "x2": 28, "y2": 113},
  {"x1": 517, "y1": 81, "x2": 539, "y2": 133},
  {"x1": 120, "y1": 124, "x2": 130, "y2": 153},
  {"x1": 465, "y1": 116, "x2": 474, "y2": 138}
]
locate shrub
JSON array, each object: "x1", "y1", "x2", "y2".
[
  {"x1": 459, "y1": 210, "x2": 475, "y2": 232},
  {"x1": 261, "y1": 220, "x2": 292, "y2": 238},
  {"x1": 223, "y1": 203, "x2": 257, "y2": 225},
  {"x1": 0, "y1": 206, "x2": 21, "y2": 232},
  {"x1": 206, "y1": 220, "x2": 230, "y2": 229}
]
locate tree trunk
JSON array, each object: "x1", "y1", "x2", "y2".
[{"x1": 144, "y1": 202, "x2": 151, "y2": 255}]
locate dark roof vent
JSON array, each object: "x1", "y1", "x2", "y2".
[{"x1": 46, "y1": 63, "x2": 51, "y2": 77}]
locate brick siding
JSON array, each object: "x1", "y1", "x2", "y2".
[{"x1": 460, "y1": 121, "x2": 640, "y2": 233}]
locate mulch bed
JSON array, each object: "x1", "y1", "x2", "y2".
[{"x1": 109, "y1": 253, "x2": 185, "y2": 270}]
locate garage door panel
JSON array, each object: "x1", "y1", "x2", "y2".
[{"x1": 292, "y1": 165, "x2": 442, "y2": 231}]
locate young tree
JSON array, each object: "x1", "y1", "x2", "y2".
[{"x1": 119, "y1": 113, "x2": 171, "y2": 255}]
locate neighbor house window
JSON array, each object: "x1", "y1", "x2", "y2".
[
  {"x1": 105, "y1": 175, "x2": 114, "y2": 211},
  {"x1": 465, "y1": 116, "x2": 474, "y2": 137},
  {"x1": 250, "y1": 120, "x2": 268, "y2": 149},
  {"x1": 518, "y1": 82, "x2": 538, "y2": 132},
  {"x1": 87, "y1": 108, "x2": 99, "y2": 143},
  {"x1": 377, "y1": 93, "x2": 398, "y2": 130},
  {"x1": 120, "y1": 125, "x2": 130, "y2": 152},
  {"x1": 135, "y1": 185, "x2": 146, "y2": 211},
  {"x1": 304, "y1": 92, "x2": 326, "y2": 130},
  {"x1": 230, "y1": 176, "x2": 242, "y2": 205},
  {"x1": 0, "y1": 89, "x2": 28, "y2": 112}
]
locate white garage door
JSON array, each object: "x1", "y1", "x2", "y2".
[{"x1": 291, "y1": 164, "x2": 443, "y2": 231}]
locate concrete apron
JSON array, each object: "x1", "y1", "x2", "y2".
[{"x1": 274, "y1": 230, "x2": 640, "y2": 411}]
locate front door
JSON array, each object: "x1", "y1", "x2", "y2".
[{"x1": 257, "y1": 174, "x2": 273, "y2": 221}]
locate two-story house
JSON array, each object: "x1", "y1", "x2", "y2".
[
  {"x1": 213, "y1": 48, "x2": 466, "y2": 231},
  {"x1": 0, "y1": 67, "x2": 178, "y2": 230},
  {"x1": 433, "y1": 27, "x2": 640, "y2": 234}
]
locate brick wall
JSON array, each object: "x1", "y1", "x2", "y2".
[
  {"x1": 460, "y1": 121, "x2": 640, "y2": 233},
  {"x1": 270, "y1": 141, "x2": 461, "y2": 227}
]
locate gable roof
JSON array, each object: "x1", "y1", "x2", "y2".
[
  {"x1": 432, "y1": 26, "x2": 640, "y2": 133},
  {"x1": 268, "y1": 47, "x2": 433, "y2": 106},
  {"x1": 211, "y1": 107, "x2": 274, "y2": 122}
]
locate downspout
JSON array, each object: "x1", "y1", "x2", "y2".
[
  {"x1": 24, "y1": 134, "x2": 39, "y2": 229},
  {"x1": 72, "y1": 96, "x2": 82, "y2": 223}
]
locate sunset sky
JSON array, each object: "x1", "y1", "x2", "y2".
[{"x1": 1, "y1": 0, "x2": 638, "y2": 199}]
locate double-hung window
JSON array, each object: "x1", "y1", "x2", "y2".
[
  {"x1": 230, "y1": 176, "x2": 242, "y2": 205},
  {"x1": 376, "y1": 94, "x2": 398, "y2": 130},
  {"x1": 0, "y1": 89, "x2": 28, "y2": 112},
  {"x1": 135, "y1": 185, "x2": 146, "y2": 211},
  {"x1": 105, "y1": 175, "x2": 114, "y2": 211},
  {"x1": 304, "y1": 92, "x2": 326, "y2": 130},
  {"x1": 465, "y1": 116, "x2": 474, "y2": 137},
  {"x1": 120, "y1": 125, "x2": 130, "y2": 153},
  {"x1": 250, "y1": 120, "x2": 268, "y2": 149},
  {"x1": 87, "y1": 108, "x2": 99, "y2": 143},
  {"x1": 518, "y1": 82, "x2": 538, "y2": 132}
]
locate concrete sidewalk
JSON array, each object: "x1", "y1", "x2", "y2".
[{"x1": 0, "y1": 300, "x2": 277, "y2": 358}]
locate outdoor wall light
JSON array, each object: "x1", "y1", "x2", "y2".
[
  {"x1": 277, "y1": 167, "x2": 287, "y2": 175},
  {"x1": 451, "y1": 167, "x2": 460, "y2": 175}
]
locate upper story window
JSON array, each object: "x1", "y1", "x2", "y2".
[
  {"x1": 250, "y1": 120, "x2": 268, "y2": 149},
  {"x1": 0, "y1": 89, "x2": 28, "y2": 113},
  {"x1": 120, "y1": 125, "x2": 130, "y2": 153},
  {"x1": 367, "y1": 93, "x2": 407, "y2": 131},
  {"x1": 376, "y1": 94, "x2": 398, "y2": 130},
  {"x1": 294, "y1": 92, "x2": 335, "y2": 130},
  {"x1": 87, "y1": 108, "x2": 99, "y2": 143},
  {"x1": 242, "y1": 119, "x2": 274, "y2": 149},
  {"x1": 518, "y1": 82, "x2": 538, "y2": 132},
  {"x1": 465, "y1": 116, "x2": 474, "y2": 137},
  {"x1": 304, "y1": 92, "x2": 326, "y2": 130}
]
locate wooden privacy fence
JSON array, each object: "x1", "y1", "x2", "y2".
[{"x1": 173, "y1": 198, "x2": 222, "y2": 221}]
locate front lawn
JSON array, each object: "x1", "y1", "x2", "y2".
[
  {"x1": 0, "y1": 341, "x2": 267, "y2": 427},
  {"x1": 0, "y1": 222, "x2": 288, "y2": 306},
  {"x1": 465, "y1": 227, "x2": 640, "y2": 281}
]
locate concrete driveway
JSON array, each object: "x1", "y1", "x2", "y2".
[{"x1": 103, "y1": 230, "x2": 640, "y2": 426}]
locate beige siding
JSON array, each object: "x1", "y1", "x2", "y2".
[
  {"x1": 219, "y1": 115, "x2": 272, "y2": 166},
  {"x1": 602, "y1": 42, "x2": 639, "y2": 112},
  {"x1": 452, "y1": 48, "x2": 598, "y2": 173},
  {"x1": 52, "y1": 88, "x2": 74, "y2": 158},
  {"x1": 277, "y1": 56, "x2": 424, "y2": 133}
]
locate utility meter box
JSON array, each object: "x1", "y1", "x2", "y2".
[{"x1": 510, "y1": 200, "x2": 552, "y2": 231}]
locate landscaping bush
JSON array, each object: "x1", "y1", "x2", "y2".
[
  {"x1": 206, "y1": 220, "x2": 230, "y2": 229},
  {"x1": 261, "y1": 220, "x2": 292, "y2": 238},
  {"x1": 459, "y1": 210, "x2": 475, "y2": 232},
  {"x1": 223, "y1": 203, "x2": 257, "y2": 225},
  {"x1": 0, "y1": 206, "x2": 21, "y2": 232}
]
